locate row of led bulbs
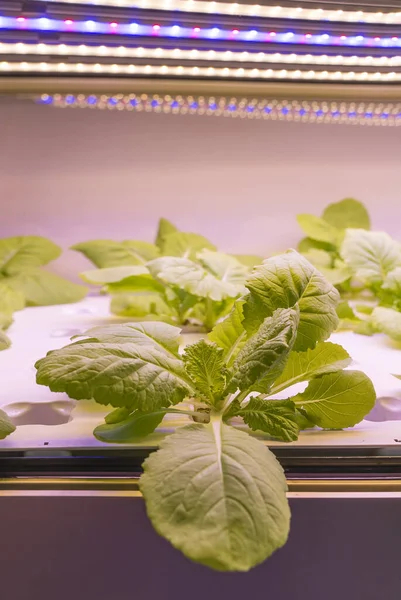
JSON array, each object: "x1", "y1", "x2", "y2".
[
  {"x1": 38, "y1": 93, "x2": 401, "y2": 126},
  {"x1": 36, "y1": 0, "x2": 401, "y2": 25}
]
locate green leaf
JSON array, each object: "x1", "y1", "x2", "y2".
[
  {"x1": 7, "y1": 270, "x2": 88, "y2": 306},
  {"x1": 183, "y1": 340, "x2": 226, "y2": 404},
  {"x1": 0, "y1": 281, "x2": 25, "y2": 313},
  {"x1": 95, "y1": 409, "x2": 166, "y2": 443},
  {"x1": 155, "y1": 218, "x2": 178, "y2": 249},
  {"x1": 110, "y1": 293, "x2": 176, "y2": 321},
  {"x1": 148, "y1": 257, "x2": 245, "y2": 301},
  {"x1": 140, "y1": 420, "x2": 290, "y2": 571},
  {"x1": 81, "y1": 265, "x2": 149, "y2": 285},
  {"x1": 336, "y1": 301, "x2": 374, "y2": 335},
  {"x1": 76, "y1": 321, "x2": 182, "y2": 356},
  {"x1": 243, "y1": 250, "x2": 340, "y2": 351},
  {"x1": 0, "y1": 330, "x2": 11, "y2": 350},
  {"x1": 271, "y1": 342, "x2": 351, "y2": 394},
  {"x1": 228, "y1": 398, "x2": 299, "y2": 442},
  {"x1": 0, "y1": 236, "x2": 61, "y2": 275},
  {"x1": 72, "y1": 240, "x2": 160, "y2": 268},
  {"x1": 371, "y1": 306, "x2": 401, "y2": 341},
  {"x1": 0, "y1": 409, "x2": 15, "y2": 439},
  {"x1": 35, "y1": 341, "x2": 192, "y2": 410},
  {"x1": 322, "y1": 198, "x2": 370, "y2": 231},
  {"x1": 297, "y1": 214, "x2": 341, "y2": 245},
  {"x1": 341, "y1": 229, "x2": 401, "y2": 284},
  {"x1": 302, "y1": 251, "x2": 351, "y2": 285},
  {"x1": 208, "y1": 300, "x2": 246, "y2": 364},
  {"x1": 298, "y1": 237, "x2": 336, "y2": 254},
  {"x1": 104, "y1": 407, "x2": 132, "y2": 424},
  {"x1": 383, "y1": 267, "x2": 401, "y2": 295},
  {"x1": 0, "y1": 312, "x2": 13, "y2": 330},
  {"x1": 197, "y1": 249, "x2": 250, "y2": 285},
  {"x1": 232, "y1": 254, "x2": 263, "y2": 268},
  {"x1": 291, "y1": 370, "x2": 376, "y2": 429},
  {"x1": 159, "y1": 231, "x2": 216, "y2": 259},
  {"x1": 230, "y1": 307, "x2": 299, "y2": 394},
  {"x1": 337, "y1": 301, "x2": 357, "y2": 320}
]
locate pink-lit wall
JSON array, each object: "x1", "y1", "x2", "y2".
[{"x1": 1, "y1": 100, "x2": 401, "y2": 281}]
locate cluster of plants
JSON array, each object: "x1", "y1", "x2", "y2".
[
  {"x1": 296, "y1": 198, "x2": 401, "y2": 343},
  {"x1": 75, "y1": 218, "x2": 262, "y2": 331},
  {"x1": 34, "y1": 250, "x2": 376, "y2": 571}
]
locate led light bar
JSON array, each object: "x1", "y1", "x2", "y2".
[
  {"x1": 2, "y1": 61, "x2": 400, "y2": 81},
  {"x1": 36, "y1": 93, "x2": 401, "y2": 127},
  {"x1": 34, "y1": 1, "x2": 401, "y2": 26},
  {"x1": 3, "y1": 42, "x2": 401, "y2": 69},
  {"x1": 4, "y1": 16, "x2": 401, "y2": 49}
]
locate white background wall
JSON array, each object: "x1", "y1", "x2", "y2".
[{"x1": 1, "y1": 99, "x2": 400, "y2": 281}]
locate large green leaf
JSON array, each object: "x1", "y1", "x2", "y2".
[
  {"x1": 0, "y1": 280, "x2": 25, "y2": 313},
  {"x1": 159, "y1": 231, "x2": 216, "y2": 259},
  {"x1": 140, "y1": 420, "x2": 290, "y2": 571},
  {"x1": 371, "y1": 306, "x2": 401, "y2": 341},
  {"x1": 72, "y1": 239, "x2": 160, "y2": 268},
  {"x1": 291, "y1": 370, "x2": 376, "y2": 429},
  {"x1": 94, "y1": 409, "x2": 166, "y2": 443},
  {"x1": 110, "y1": 293, "x2": 176, "y2": 321},
  {"x1": 230, "y1": 308, "x2": 299, "y2": 394},
  {"x1": 296, "y1": 214, "x2": 341, "y2": 245},
  {"x1": 0, "y1": 236, "x2": 61, "y2": 275},
  {"x1": 35, "y1": 342, "x2": 192, "y2": 410},
  {"x1": 243, "y1": 251, "x2": 339, "y2": 351},
  {"x1": 322, "y1": 198, "x2": 371, "y2": 230},
  {"x1": 341, "y1": 229, "x2": 401, "y2": 284},
  {"x1": 0, "y1": 409, "x2": 15, "y2": 439},
  {"x1": 7, "y1": 270, "x2": 87, "y2": 306},
  {"x1": 208, "y1": 300, "x2": 246, "y2": 364},
  {"x1": 148, "y1": 257, "x2": 245, "y2": 301},
  {"x1": 227, "y1": 397, "x2": 299, "y2": 442},
  {"x1": 271, "y1": 342, "x2": 351, "y2": 394},
  {"x1": 383, "y1": 267, "x2": 401, "y2": 295},
  {"x1": 81, "y1": 265, "x2": 149, "y2": 285},
  {"x1": 183, "y1": 340, "x2": 226, "y2": 405},
  {"x1": 298, "y1": 237, "x2": 336, "y2": 254},
  {"x1": 76, "y1": 321, "x2": 182, "y2": 356},
  {"x1": 155, "y1": 218, "x2": 178, "y2": 249}
]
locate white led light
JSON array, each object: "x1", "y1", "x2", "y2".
[
  {"x1": 33, "y1": 0, "x2": 401, "y2": 25},
  {"x1": 2, "y1": 43, "x2": 401, "y2": 68},
  {"x1": 4, "y1": 60, "x2": 401, "y2": 82}
]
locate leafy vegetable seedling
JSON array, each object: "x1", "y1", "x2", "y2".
[
  {"x1": 0, "y1": 236, "x2": 88, "y2": 347},
  {"x1": 35, "y1": 250, "x2": 376, "y2": 571},
  {"x1": 297, "y1": 198, "x2": 401, "y2": 342}
]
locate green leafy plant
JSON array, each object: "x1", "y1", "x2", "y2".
[
  {"x1": 0, "y1": 236, "x2": 87, "y2": 348},
  {"x1": 35, "y1": 250, "x2": 375, "y2": 571},
  {"x1": 297, "y1": 199, "x2": 401, "y2": 342},
  {"x1": 77, "y1": 219, "x2": 262, "y2": 331}
]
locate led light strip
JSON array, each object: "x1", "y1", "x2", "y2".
[
  {"x1": 35, "y1": 0, "x2": 401, "y2": 26},
  {"x1": 4, "y1": 42, "x2": 401, "y2": 68},
  {"x1": 36, "y1": 93, "x2": 401, "y2": 127},
  {"x1": 5, "y1": 16, "x2": 401, "y2": 48},
  {"x1": 3, "y1": 61, "x2": 401, "y2": 81}
]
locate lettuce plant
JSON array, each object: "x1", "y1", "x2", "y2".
[
  {"x1": 0, "y1": 236, "x2": 87, "y2": 336},
  {"x1": 297, "y1": 199, "x2": 401, "y2": 342},
  {"x1": 35, "y1": 250, "x2": 375, "y2": 571},
  {"x1": 82, "y1": 249, "x2": 252, "y2": 331}
]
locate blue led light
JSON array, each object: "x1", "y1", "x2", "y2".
[
  {"x1": 2, "y1": 15, "x2": 399, "y2": 48},
  {"x1": 382, "y1": 113, "x2": 389, "y2": 118},
  {"x1": 348, "y1": 112, "x2": 357, "y2": 117},
  {"x1": 87, "y1": 95, "x2": 97, "y2": 105},
  {"x1": 151, "y1": 99, "x2": 159, "y2": 107},
  {"x1": 264, "y1": 107, "x2": 272, "y2": 113},
  {"x1": 228, "y1": 104, "x2": 236, "y2": 111},
  {"x1": 247, "y1": 106, "x2": 255, "y2": 112},
  {"x1": 190, "y1": 102, "x2": 198, "y2": 109},
  {"x1": 108, "y1": 98, "x2": 118, "y2": 105},
  {"x1": 365, "y1": 112, "x2": 373, "y2": 118},
  {"x1": 130, "y1": 99, "x2": 138, "y2": 106},
  {"x1": 315, "y1": 109, "x2": 324, "y2": 116},
  {"x1": 65, "y1": 95, "x2": 75, "y2": 104},
  {"x1": 209, "y1": 102, "x2": 217, "y2": 109},
  {"x1": 40, "y1": 95, "x2": 53, "y2": 104},
  {"x1": 281, "y1": 107, "x2": 290, "y2": 114},
  {"x1": 331, "y1": 111, "x2": 340, "y2": 117},
  {"x1": 298, "y1": 108, "x2": 306, "y2": 115},
  {"x1": 171, "y1": 100, "x2": 180, "y2": 108}
]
